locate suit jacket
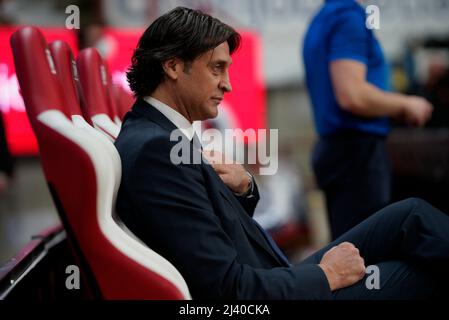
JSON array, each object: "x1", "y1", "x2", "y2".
[{"x1": 115, "y1": 98, "x2": 332, "y2": 299}]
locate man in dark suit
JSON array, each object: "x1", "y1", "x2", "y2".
[{"x1": 115, "y1": 6, "x2": 449, "y2": 299}]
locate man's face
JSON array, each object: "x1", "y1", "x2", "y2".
[{"x1": 177, "y1": 42, "x2": 233, "y2": 121}]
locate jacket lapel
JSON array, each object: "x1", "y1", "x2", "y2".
[{"x1": 129, "y1": 98, "x2": 179, "y2": 133}]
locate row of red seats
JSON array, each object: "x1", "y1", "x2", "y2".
[
  {"x1": 50, "y1": 38, "x2": 124, "y2": 140},
  {"x1": 10, "y1": 26, "x2": 191, "y2": 299}
]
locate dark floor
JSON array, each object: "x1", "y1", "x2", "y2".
[{"x1": 0, "y1": 157, "x2": 60, "y2": 265}]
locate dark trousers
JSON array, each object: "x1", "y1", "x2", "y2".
[
  {"x1": 312, "y1": 131, "x2": 391, "y2": 239},
  {"x1": 300, "y1": 198, "x2": 449, "y2": 299}
]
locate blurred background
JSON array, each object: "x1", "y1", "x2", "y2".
[{"x1": 1, "y1": 0, "x2": 449, "y2": 265}]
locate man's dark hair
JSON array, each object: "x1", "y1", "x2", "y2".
[{"x1": 127, "y1": 7, "x2": 241, "y2": 98}]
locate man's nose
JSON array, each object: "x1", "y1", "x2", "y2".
[{"x1": 219, "y1": 72, "x2": 232, "y2": 93}]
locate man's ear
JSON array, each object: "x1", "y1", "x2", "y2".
[{"x1": 162, "y1": 58, "x2": 181, "y2": 80}]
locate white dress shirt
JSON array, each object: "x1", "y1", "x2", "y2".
[{"x1": 143, "y1": 96, "x2": 196, "y2": 141}]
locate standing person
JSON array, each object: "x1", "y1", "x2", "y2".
[{"x1": 303, "y1": 0, "x2": 433, "y2": 239}]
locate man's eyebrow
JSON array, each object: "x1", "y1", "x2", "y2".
[{"x1": 210, "y1": 59, "x2": 232, "y2": 66}]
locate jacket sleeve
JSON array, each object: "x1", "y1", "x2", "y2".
[{"x1": 127, "y1": 136, "x2": 332, "y2": 300}]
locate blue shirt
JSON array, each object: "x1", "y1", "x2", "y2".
[{"x1": 303, "y1": 0, "x2": 390, "y2": 137}]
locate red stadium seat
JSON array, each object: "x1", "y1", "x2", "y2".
[
  {"x1": 10, "y1": 26, "x2": 191, "y2": 299},
  {"x1": 48, "y1": 40, "x2": 122, "y2": 194},
  {"x1": 104, "y1": 63, "x2": 122, "y2": 126},
  {"x1": 47, "y1": 40, "x2": 82, "y2": 118},
  {"x1": 112, "y1": 85, "x2": 135, "y2": 121},
  {"x1": 113, "y1": 83, "x2": 134, "y2": 121},
  {"x1": 76, "y1": 48, "x2": 121, "y2": 141}
]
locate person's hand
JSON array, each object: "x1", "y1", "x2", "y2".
[
  {"x1": 318, "y1": 242, "x2": 366, "y2": 291},
  {"x1": 401, "y1": 96, "x2": 433, "y2": 127},
  {"x1": 202, "y1": 149, "x2": 250, "y2": 194}
]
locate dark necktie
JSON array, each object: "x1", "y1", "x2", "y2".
[{"x1": 252, "y1": 219, "x2": 291, "y2": 266}]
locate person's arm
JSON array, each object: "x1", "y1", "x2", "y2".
[{"x1": 330, "y1": 60, "x2": 433, "y2": 126}]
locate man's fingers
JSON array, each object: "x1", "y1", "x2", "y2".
[
  {"x1": 212, "y1": 163, "x2": 228, "y2": 174},
  {"x1": 339, "y1": 242, "x2": 355, "y2": 249},
  {"x1": 219, "y1": 173, "x2": 231, "y2": 184},
  {"x1": 359, "y1": 258, "x2": 367, "y2": 278}
]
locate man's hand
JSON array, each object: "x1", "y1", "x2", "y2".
[
  {"x1": 202, "y1": 149, "x2": 250, "y2": 194},
  {"x1": 401, "y1": 96, "x2": 433, "y2": 127},
  {"x1": 318, "y1": 242, "x2": 366, "y2": 291}
]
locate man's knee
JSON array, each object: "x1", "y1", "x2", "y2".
[
  {"x1": 377, "y1": 197, "x2": 429, "y2": 223},
  {"x1": 399, "y1": 197, "x2": 428, "y2": 212},
  {"x1": 394, "y1": 197, "x2": 445, "y2": 225}
]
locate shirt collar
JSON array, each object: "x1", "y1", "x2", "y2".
[{"x1": 143, "y1": 96, "x2": 195, "y2": 141}]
